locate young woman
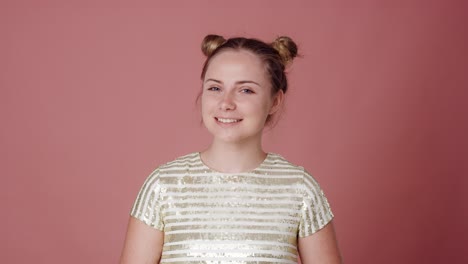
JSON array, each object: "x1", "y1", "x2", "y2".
[{"x1": 120, "y1": 35, "x2": 342, "y2": 263}]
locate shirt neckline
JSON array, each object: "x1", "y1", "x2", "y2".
[{"x1": 197, "y1": 152, "x2": 272, "y2": 175}]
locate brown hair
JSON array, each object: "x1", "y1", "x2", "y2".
[{"x1": 200, "y1": 34, "x2": 298, "y2": 95}]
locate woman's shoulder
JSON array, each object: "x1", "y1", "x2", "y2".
[
  {"x1": 162, "y1": 152, "x2": 199, "y2": 166},
  {"x1": 266, "y1": 152, "x2": 306, "y2": 172},
  {"x1": 152, "y1": 152, "x2": 202, "y2": 172},
  {"x1": 266, "y1": 153, "x2": 321, "y2": 183},
  {"x1": 142, "y1": 152, "x2": 201, "y2": 182}
]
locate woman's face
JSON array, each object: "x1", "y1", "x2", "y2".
[{"x1": 201, "y1": 49, "x2": 282, "y2": 144}]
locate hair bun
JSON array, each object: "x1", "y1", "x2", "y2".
[
  {"x1": 271, "y1": 36, "x2": 298, "y2": 65},
  {"x1": 201, "y1": 34, "x2": 226, "y2": 57}
]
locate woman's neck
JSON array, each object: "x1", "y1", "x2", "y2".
[{"x1": 201, "y1": 140, "x2": 267, "y2": 173}]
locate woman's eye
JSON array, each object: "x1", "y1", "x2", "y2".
[
  {"x1": 241, "y1": 88, "x2": 254, "y2": 94},
  {"x1": 207, "y1": 87, "x2": 221, "y2": 91}
]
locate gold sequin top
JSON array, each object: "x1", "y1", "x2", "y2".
[{"x1": 131, "y1": 152, "x2": 334, "y2": 263}]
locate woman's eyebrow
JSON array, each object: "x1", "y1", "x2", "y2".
[
  {"x1": 204, "y1": 78, "x2": 260, "y2": 87},
  {"x1": 236, "y1": 80, "x2": 261, "y2": 87},
  {"x1": 204, "y1": 78, "x2": 222, "y2": 84}
]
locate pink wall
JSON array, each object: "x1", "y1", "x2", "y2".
[{"x1": 2, "y1": 2, "x2": 467, "y2": 263}]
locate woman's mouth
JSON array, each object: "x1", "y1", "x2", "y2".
[{"x1": 216, "y1": 117, "x2": 242, "y2": 124}]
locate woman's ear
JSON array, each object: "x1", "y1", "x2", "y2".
[{"x1": 269, "y1": 90, "x2": 284, "y2": 115}]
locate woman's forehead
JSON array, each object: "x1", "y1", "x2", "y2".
[{"x1": 204, "y1": 50, "x2": 268, "y2": 81}]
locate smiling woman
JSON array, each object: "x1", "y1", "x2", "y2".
[{"x1": 120, "y1": 34, "x2": 342, "y2": 264}]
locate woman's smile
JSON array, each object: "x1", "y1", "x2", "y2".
[{"x1": 215, "y1": 117, "x2": 243, "y2": 124}]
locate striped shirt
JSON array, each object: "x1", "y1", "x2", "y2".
[{"x1": 131, "y1": 152, "x2": 334, "y2": 263}]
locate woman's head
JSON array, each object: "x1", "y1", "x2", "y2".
[
  {"x1": 200, "y1": 35, "x2": 298, "y2": 127},
  {"x1": 201, "y1": 35, "x2": 298, "y2": 96}
]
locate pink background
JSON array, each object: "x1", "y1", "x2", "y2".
[{"x1": 2, "y1": 1, "x2": 467, "y2": 263}]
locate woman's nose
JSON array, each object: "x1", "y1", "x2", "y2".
[{"x1": 219, "y1": 92, "x2": 236, "y2": 111}]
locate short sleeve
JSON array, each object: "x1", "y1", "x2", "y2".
[
  {"x1": 299, "y1": 170, "x2": 334, "y2": 237},
  {"x1": 130, "y1": 169, "x2": 164, "y2": 230}
]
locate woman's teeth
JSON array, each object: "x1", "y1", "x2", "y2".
[{"x1": 217, "y1": 118, "x2": 241, "y2": 123}]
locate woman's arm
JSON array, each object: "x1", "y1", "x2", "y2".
[
  {"x1": 298, "y1": 221, "x2": 342, "y2": 264},
  {"x1": 120, "y1": 216, "x2": 164, "y2": 264}
]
